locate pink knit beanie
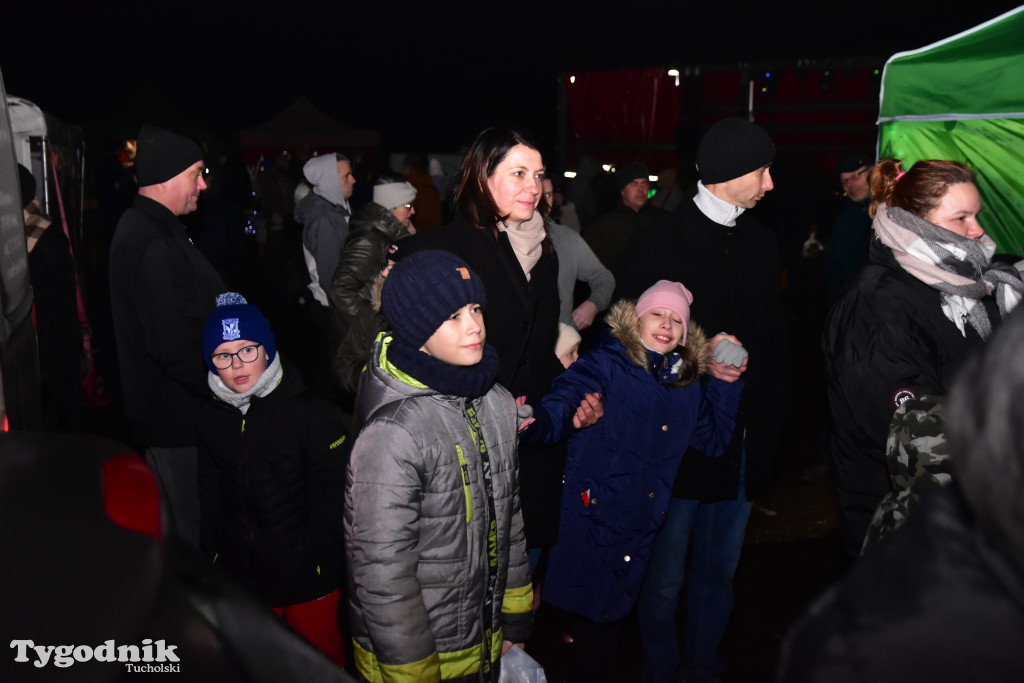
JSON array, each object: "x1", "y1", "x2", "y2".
[{"x1": 636, "y1": 280, "x2": 694, "y2": 344}]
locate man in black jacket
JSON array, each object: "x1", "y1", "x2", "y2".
[
  {"x1": 584, "y1": 161, "x2": 664, "y2": 277},
  {"x1": 619, "y1": 117, "x2": 792, "y2": 683},
  {"x1": 109, "y1": 125, "x2": 225, "y2": 547}
]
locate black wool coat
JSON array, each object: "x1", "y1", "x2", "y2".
[
  {"x1": 109, "y1": 195, "x2": 226, "y2": 447},
  {"x1": 404, "y1": 216, "x2": 567, "y2": 548},
  {"x1": 618, "y1": 191, "x2": 792, "y2": 502},
  {"x1": 822, "y1": 239, "x2": 990, "y2": 555}
]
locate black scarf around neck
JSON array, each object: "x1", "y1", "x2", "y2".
[{"x1": 387, "y1": 337, "x2": 499, "y2": 399}]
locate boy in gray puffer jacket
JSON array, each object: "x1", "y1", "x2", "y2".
[{"x1": 344, "y1": 250, "x2": 532, "y2": 683}]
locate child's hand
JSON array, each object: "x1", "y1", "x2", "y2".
[
  {"x1": 573, "y1": 392, "x2": 604, "y2": 429},
  {"x1": 516, "y1": 395, "x2": 536, "y2": 433},
  {"x1": 709, "y1": 333, "x2": 748, "y2": 383}
]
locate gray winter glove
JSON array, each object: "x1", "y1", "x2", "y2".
[
  {"x1": 713, "y1": 337, "x2": 748, "y2": 367},
  {"x1": 515, "y1": 397, "x2": 535, "y2": 432}
]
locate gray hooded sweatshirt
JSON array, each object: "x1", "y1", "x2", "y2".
[{"x1": 294, "y1": 154, "x2": 351, "y2": 305}]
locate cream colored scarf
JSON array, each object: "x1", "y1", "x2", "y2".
[{"x1": 497, "y1": 212, "x2": 545, "y2": 280}]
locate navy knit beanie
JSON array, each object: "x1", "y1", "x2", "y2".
[
  {"x1": 202, "y1": 293, "x2": 277, "y2": 371},
  {"x1": 382, "y1": 250, "x2": 486, "y2": 350},
  {"x1": 696, "y1": 117, "x2": 775, "y2": 184},
  {"x1": 134, "y1": 124, "x2": 204, "y2": 186}
]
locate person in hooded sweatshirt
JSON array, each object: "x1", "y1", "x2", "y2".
[
  {"x1": 293, "y1": 153, "x2": 357, "y2": 394},
  {"x1": 197, "y1": 292, "x2": 350, "y2": 667},
  {"x1": 344, "y1": 250, "x2": 534, "y2": 683},
  {"x1": 294, "y1": 152, "x2": 356, "y2": 307}
]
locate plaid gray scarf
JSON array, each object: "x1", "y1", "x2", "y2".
[{"x1": 873, "y1": 203, "x2": 1024, "y2": 339}]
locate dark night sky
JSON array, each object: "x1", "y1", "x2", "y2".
[{"x1": 3, "y1": 2, "x2": 1020, "y2": 154}]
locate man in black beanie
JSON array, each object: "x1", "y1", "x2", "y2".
[
  {"x1": 584, "y1": 160, "x2": 665, "y2": 277},
  {"x1": 618, "y1": 116, "x2": 792, "y2": 683},
  {"x1": 108, "y1": 124, "x2": 226, "y2": 548}
]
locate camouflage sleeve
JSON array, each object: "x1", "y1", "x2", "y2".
[{"x1": 863, "y1": 396, "x2": 952, "y2": 552}]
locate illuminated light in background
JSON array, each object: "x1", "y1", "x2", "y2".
[
  {"x1": 602, "y1": 164, "x2": 612, "y2": 172},
  {"x1": 649, "y1": 175, "x2": 659, "y2": 183},
  {"x1": 569, "y1": 75, "x2": 576, "y2": 84},
  {"x1": 820, "y1": 68, "x2": 834, "y2": 92},
  {"x1": 668, "y1": 69, "x2": 680, "y2": 86},
  {"x1": 564, "y1": 171, "x2": 577, "y2": 178}
]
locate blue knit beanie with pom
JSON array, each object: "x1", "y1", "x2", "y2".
[{"x1": 202, "y1": 292, "x2": 277, "y2": 371}]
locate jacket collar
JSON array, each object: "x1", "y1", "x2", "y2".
[
  {"x1": 352, "y1": 202, "x2": 413, "y2": 243},
  {"x1": 133, "y1": 194, "x2": 186, "y2": 233},
  {"x1": 605, "y1": 299, "x2": 712, "y2": 384}
]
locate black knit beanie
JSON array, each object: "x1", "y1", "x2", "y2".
[
  {"x1": 617, "y1": 161, "x2": 650, "y2": 191},
  {"x1": 696, "y1": 117, "x2": 775, "y2": 184},
  {"x1": 134, "y1": 124, "x2": 204, "y2": 186},
  {"x1": 381, "y1": 250, "x2": 487, "y2": 349},
  {"x1": 839, "y1": 151, "x2": 873, "y2": 174}
]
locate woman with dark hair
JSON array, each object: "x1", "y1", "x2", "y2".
[
  {"x1": 823, "y1": 158, "x2": 1024, "y2": 558},
  {"x1": 406, "y1": 127, "x2": 599, "y2": 559}
]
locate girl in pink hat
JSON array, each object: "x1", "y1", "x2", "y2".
[{"x1": 521, "y1": 280, "x2": 746, "y2": 680}]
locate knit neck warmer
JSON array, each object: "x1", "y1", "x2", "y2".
[
  {"x1": 207, "y1": 353, "x2": 284, "y2": 415},
  {"x1": 874, "y1": 203, "x2": 1024, "y2": 339},
  {"x1": 694, "y1": 181, "x2": 746, "y2": 227},
  {"x1": 387, "y1": 337, "x2": 499, "y2": 399},
  {"x1": 497, "y1": 211, "x2": 545, "y2": 280},
  {"x1": 640, "y1": 341, "x2": 683, "y2": 385}
]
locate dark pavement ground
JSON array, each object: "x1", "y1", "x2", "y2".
[{"x1": 524, "y1": 472, "x2": 847, "y2": 683}]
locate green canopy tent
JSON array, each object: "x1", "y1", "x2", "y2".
[{"x1": 878, "y1": 5, "x2": 1024, "y2": 255}]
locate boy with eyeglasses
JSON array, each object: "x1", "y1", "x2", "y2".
[{"x1": 197, "y1": 292, "x2": 350, "y2": 667}]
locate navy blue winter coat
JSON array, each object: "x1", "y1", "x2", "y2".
[{"x1": 522, "y1": 301, "x2": 743, "y2": 621}]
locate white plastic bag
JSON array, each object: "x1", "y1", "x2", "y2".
[{"x1": 498, "y1": 645, "x2": 547, "y2": 683}]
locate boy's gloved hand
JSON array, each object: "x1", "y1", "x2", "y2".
[
  {"x1": 709, "y1": 333, "x2": 748, "y2": 383},
  {"x1": 713, "y1": 337, "x2": 748, "y2": 368}
]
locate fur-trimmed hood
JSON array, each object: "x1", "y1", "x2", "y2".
[
  {"x1": 370, "y1": 269, "x2": 386, "y2": 313},
  {"x1": 606, "y1": 299, "x2": 712, "y2": 385}
]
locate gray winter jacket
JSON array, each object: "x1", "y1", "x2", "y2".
[
  {"x1": 294, "y1": 154, "x2": 350, "y2": 303},
  {"x1": 344, "y1": 334, "x2": 533, "y2": 683}
]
